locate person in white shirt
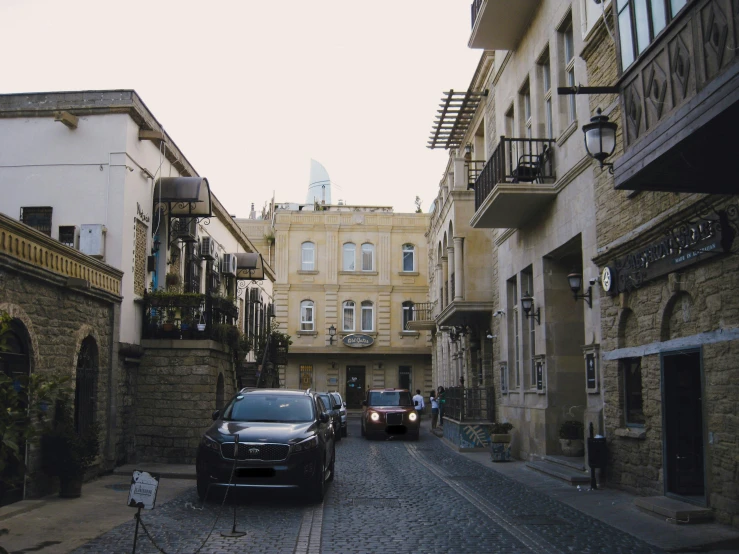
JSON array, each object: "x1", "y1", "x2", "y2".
[
  {"x1": 412, "y1": 389, "x2": 425, "y2": 421},
  {"x1": 430, "y1": 392, "x2": 439, "y2": 429}
]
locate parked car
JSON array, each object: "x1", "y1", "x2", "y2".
[
  {"x1": 196, "y1": 388, "x2": 335, "y2": 503},
  {"x1": 316, "y1": 392, "x2": 342, "y2": 442},
  {"x1": 330, "y1": 392, "x2": 348, "y2": 437},
  {"x1": 361, "y1": 388, "x2": 419, "y2": 440}
]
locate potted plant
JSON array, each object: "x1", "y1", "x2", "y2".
[
  {"x1": 559, "y1": 420, "x2": 585, "y2": 457},
  {"x1": 41, "y1": 394, "x2": 100, "y2": 498},
  {"x1": 165, "y1": 272, "x2": 181, "y2": 290},
  {"x1": 490, "y1": 422, "x2": 513, "y2": 463}
]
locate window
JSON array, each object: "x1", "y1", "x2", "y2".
[
  {"x1": 622, "y1": 357, "x2": 645, "y2": 426},
  {"x1": 361, "y1": 243, "x2": 374, "y2": 271},
  {"x1": 538, "y1": 48, "x2": 553, "y2": 139},
  {"x1": 20, "y1": 206, "x2": 53, "y2": 236},
  {"x1": 343, "y1": 243, "x2": 356, "y2": 271},
  {"x1": 520, "y1": 79, "x2": 532, "y2": 138},
  {"x1": 617, "y1": 0, "x2": 688, "y2": 70},
  {"x1": 343, "y1": 301, "x2": 355, "y2": 332},
  {"x1": 561, "y1": 18, "x2": 577, "y2": 124},
  {"x1": 402, "y1": 244, "x2": 415, "y2": 272},
  {"x1": 507, "y1": 277, "x2": 520, "y2": 388},
  {"x1": 301, "y1": 242, "x2": 315, "y2": 271},
  {"x1": 522, "y1": 269, "x2": 535, "y2": 387},
  {"x1": 300, "y1": 300, "x2": 314, "y2": 331},
  {"x1": 74, "y1": 337, "x2": 98, "y2": 436},
  {"x1": 402, "y1": 301, "x2": 414, "y2": 330},
  {"x1": 361, "y1": 301, "x2": 374, "y2": 332},
  {"x1": 58, "y1": 226, "x2": 76, "y2": 248}
]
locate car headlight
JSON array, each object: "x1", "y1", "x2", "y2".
[
  {"x1": 370, "y1": 412, "x2": 380, "y2": 422},
  {"x1": 292, "y1": 436, "x2": 319, "y2": 453},
  {"x1": 201, "y1": 435, "x2": 220, "y2": 453},
  {"x1": 409, "y1": 412, "x2": 418, "y2": 422}
]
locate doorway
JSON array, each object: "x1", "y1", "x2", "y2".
[
  {"x1": 345, "y1": 366, "x2": 365, "y2": 409},
  {"x1": 399, "y1": 366, "x2": 411, "y2": 391},
  {"x1": 662, "y1": 349, "x2": 705, "y2": 501}
]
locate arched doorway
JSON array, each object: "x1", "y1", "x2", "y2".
[
  {"x1": 0, "y1": 319, "x2": 31, "y2": 506},
  {"x1": 75, "y1": 337, "x2": 98, "y2": 436}
]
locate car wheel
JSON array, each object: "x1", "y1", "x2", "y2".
[
  {"x1": 335, "y1": 422, "x2": 341, "y2": 442},
  {"x1": 309, "y1": 455, "x2": 326, "y2": 503},
  {"x1": 342, "y1": 426, "x2": 348, "y2": 438},
  {"x1": 196, "y1": 473, "x2": 209, "y2": 501}
]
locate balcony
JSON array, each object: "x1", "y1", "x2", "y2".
[
  {"x1": 142, "y1": 291, "x2": 239, "y2": 341},
  {"x1": 469, "y1": 0, "x2": 542, "y2": 50},
  {"x1": 470, "y1": 137, "x2": 556, "y2": 229},
  {"x1": 614, "y1": 0, "x2": 739, "y2": 194},
  {"x1": 405, "y1": 302, "x2": 436, "y2": 331}
]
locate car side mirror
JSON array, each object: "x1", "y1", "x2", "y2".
[
  {"x1": 319, "y1": 412, "x2": 330, "y2": 423},
  {"x1": 343, "y1": 402, "x2": 347, "y2": 408},
  {"x1": 211, "y1": 410, "x2": 220, "y2": 421}
]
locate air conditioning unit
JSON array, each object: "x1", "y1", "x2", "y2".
[
  {"x1": 175, "y1": 217, "x2": 198, "y2": 243},
  {"x1": 199, "y1": 237, "x2": 216, "y2": 260},
  {"x1": 79, "y1": 224, "x2": 106, "y2": 259},
  {"x1": 221, "y1": 253, "x2": 237, "y2": 277}
]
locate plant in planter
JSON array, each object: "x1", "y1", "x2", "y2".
[
  {"x1": 41, "y1": 395, "x2": 100, "y2": 498},
  {"x1": 165, "y1": 272, "x2": 181, "y2": 291},
  {"x1": 559, "y1": 420, "x2": 585, "y2": 457},
  {"x1": 490, "y1": 422, "x2": 513, "y2": 463}
]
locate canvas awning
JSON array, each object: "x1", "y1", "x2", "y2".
[
  {"x1": 235, "y1": 252, "x2": 265, "y2": 281},
  {"x1": 153, "y1": 177, "x2": 212, "y2": 217}
]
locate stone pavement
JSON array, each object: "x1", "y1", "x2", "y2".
[{"x1": 0, "y1": 419, "x2": 737, "y2": 553}]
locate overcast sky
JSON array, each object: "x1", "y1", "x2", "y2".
[{"x1": 1, "y1": 1, "x2": 481, "y2": 216}]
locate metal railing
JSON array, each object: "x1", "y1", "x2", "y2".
[
  {"x1": 405, "y1": 302, "x2": 435, "y2": 329},
  {"x1": 474, "y1": 137, "x2": 556, "y2": 211},
  {"x1": 142, "y1": 292, "x2": 238, "y2": 341},
  {"x1": 471, "y1": 0, "x2": 484, "y2": 28},
  {"x1": 466, "y1": 160, "x2": 485, "y2": 189},
  {"x1": 445, "y1": 386, "x2": 495, "y2": 422}
]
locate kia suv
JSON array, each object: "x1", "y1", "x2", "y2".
[{"x1": 196, "y1": 389, "x2": 335, "y2": 503}]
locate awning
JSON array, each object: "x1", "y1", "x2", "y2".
[
  {"x1": 235, "y1": 252, "x2": 265, "y2": 281},
  {"x1": 153, "y1": 177, "x2": 212, "y2": 217},
  {"x1": 427, "y1": 89, "x2": 487, "y2": 150}
]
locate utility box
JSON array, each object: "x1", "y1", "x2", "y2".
[{"x1": 79, "y1": 224, "x2": 106, "y2": 259}]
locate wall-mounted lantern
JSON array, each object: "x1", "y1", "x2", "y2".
[
  {"x1": 567, "y1": 272, "x2": 592, "y2": 308},
  {"x1": 521, "y1": 292, "x2": 540, "y2": 325},
  {"x1": 582, "y1": 108, "x2": 617, "y2": 173},
  {"x1": 328, "y1": 324, "x2": 337, "y2": 345}
]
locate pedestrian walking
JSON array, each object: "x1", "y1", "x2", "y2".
[
  {"x1": 437, "y1": 386, "x2": 446, "y2": 427},
  {"x1": 412, "y1": 389, "x2": 425, "y2": 421},
  {"x1": 430, "y1": 391, "x2": 439, "y2": 429}
]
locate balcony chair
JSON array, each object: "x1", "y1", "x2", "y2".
[{"x1": 512, "y1": 145, "x2": 550, "y2": 183}]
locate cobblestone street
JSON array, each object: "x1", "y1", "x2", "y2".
[{"x1": 67, "y1": 421, "x2": 666, "y2": 554}]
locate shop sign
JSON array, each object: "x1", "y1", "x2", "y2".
[{"x1": 343, "y1": 333, "x2": 374, "y2": 348}]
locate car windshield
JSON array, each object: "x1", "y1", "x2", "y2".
[
  {"x1": 330, "y1": 393, "x2": 342, "y2": 406},
  {"x1": 222, "y1": 394, "x2": 315, "y2": 423},
  {"x1": 318, "y1": 394, "x2": 334, "y2": 410},
  {"x1": 367, "y1": 391, "x2": 413, "y2": 407}
]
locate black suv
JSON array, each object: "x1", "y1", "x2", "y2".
[
  {"x1": 316, "y1": 391, "x2": 342, "y2": 442},
  {"x1": 196, "y1": 389, "x2": 335, "y2": 503}
]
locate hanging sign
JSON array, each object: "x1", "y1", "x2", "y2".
[
  {"x1": 128, "y1": 470, "x2": 160, "y2": 510},
  {"x1": 343, "y1": 333, "x2": 374, "y2": 348}
]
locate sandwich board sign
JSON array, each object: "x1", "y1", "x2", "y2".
[{"x1": 127, "y1": 470, "x2": 160, "y2": 510}]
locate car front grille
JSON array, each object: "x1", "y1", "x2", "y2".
[
  {"x1": 386, "y1": 413, "x2": 403, "y2": 425},
  {"x1": 221, "y1": 442, "x2": 290, "y2": 461}
]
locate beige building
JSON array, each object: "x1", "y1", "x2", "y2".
[{"x1": 269, "y1": 205, "x2": 432, "y2": 408}]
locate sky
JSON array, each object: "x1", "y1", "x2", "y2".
[{"x1": 1, "y1": 1, "x2": 481, "y2": 216}]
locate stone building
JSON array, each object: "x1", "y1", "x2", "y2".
[
  {"x1": 0, "y1": 212, "x2": 122, "y2": 504},
  {"x1": 0, "y1": 90, "x2": 275, "y2": 476},
  {"x1": 462, "y1": 0, "x2": 605, "y2": 463},
  {"x1": 580, "y1": 0, "x2": 739, "y2": 525},
  {"x1": 268, "y1": 204, "x2": 432, "y2": 408}
]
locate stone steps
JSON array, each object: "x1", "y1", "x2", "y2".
[
  {"x1": 542, "y1": 454, "x2": 586, "y2": 472},
  {"x1": 525, "y1": 460, "x2": 591, "y2": 485},
  {"x1": 634, "y1": 496, "x2": 713, "y2": 524}
]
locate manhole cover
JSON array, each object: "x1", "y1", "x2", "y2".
[
  {"x1": 513, "y1": 515, "x2": 571, "y2": 526},
  {"x1": 350, "y1": 498, "x2": 401, "y2": 508},
  {"x1": 105, "y1": 483, "x2": 131, "y2": 492}
]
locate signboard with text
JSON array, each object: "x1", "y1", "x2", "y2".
[
  {"x1": 342, "y1": 333, "x2": 374, "y2": 348},
  {"x1": 128, "y1": 470, "x2": 160, "y2": 510}
]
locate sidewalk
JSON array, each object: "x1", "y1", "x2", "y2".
[
  {"x1": 428, "y1": 422, "x2": 739, "y2": 554},
  {"x1": 0, "y1": 465, "x2": 194, "y2": 554}
]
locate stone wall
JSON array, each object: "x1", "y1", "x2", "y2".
[{"x1": 136, "y1": 340, "x2": 236, "y2": 464}]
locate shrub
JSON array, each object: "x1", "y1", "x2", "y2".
[{"x1": 490, "y1": 422, "x2": 513, "y2": 434}]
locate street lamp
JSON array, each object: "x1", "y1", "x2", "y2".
[
  {"x1": 328, "y1": 324, "x2": 336, "y2": 345},
  {"x1": 567, "y1": 272, "x2": 592, "y2": 308},
  {"x1": 582, "y1": 108, "x2": 617, "y2": 172},
  {"x1": 521, "y1": 292, "x2": 540, "y2": 325}
]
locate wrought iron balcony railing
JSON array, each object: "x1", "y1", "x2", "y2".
[
  {"x1": 142, "y1": 291, "x2": 238, "y2": 341},
  {"x1": 471, "y1": 0, "x2": 484, "y2": 29},
  {"x1": 466, "y1": 160, "x2": 485, "y2": 190},
  {"x1": 445, "y1": 386, "x2": 496, "y2": 422},
  {"x1": 474, "y1": 137, "x2": 555, "y2": 211},
  {"x1": 405, "y1": 302, "x2": 435, "y2": 331}
]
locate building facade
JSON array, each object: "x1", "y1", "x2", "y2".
[{"x1": 270, "y1": 206, "x2": 432, "y2": 407}]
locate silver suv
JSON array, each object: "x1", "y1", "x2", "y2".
[{"x1": 330, "y1": 392, "x2": 348, "y2": 437}]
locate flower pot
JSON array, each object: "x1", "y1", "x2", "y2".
[
  {"x1": 490, "y1": 434, "x2": 511, "y2": 462},
  {"x1": 197, "y1": 323, "x2": 206, "y2": 332},
  {"x1": 559, "y1": 438, "x2": 584, "y2": 457},
  {"x1": 59, "y1": 476, "x2": 83, "y2": 498}
]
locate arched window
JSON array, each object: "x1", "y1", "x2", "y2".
[
  {"x1": 301, "y1": 242, "x2": 315, "y2": 271},
  {"x1": 402, "y1": 301, "x2": 415, "y2": 330},
  {"x1": 343, "y1": 243, "x2": 356, "y2": 271},
  {"x1": 361, "y1": 301, "x2": 374, "y2": 332},
  {"x1": 402, "y1": 244, "x2": 415, "y2": 272},
  {"x1": 75, "y1": 337, "x2": 98, "y2": 436},
  {"x1": 361, "y1": 243, "x2": 374, "y2": 271},
  {"x1": 300, "y1": 300, "x2": 315, "y2": 331},
  {"x1": 343, "y1": 301, "x2": 355, "y2": 332}
]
